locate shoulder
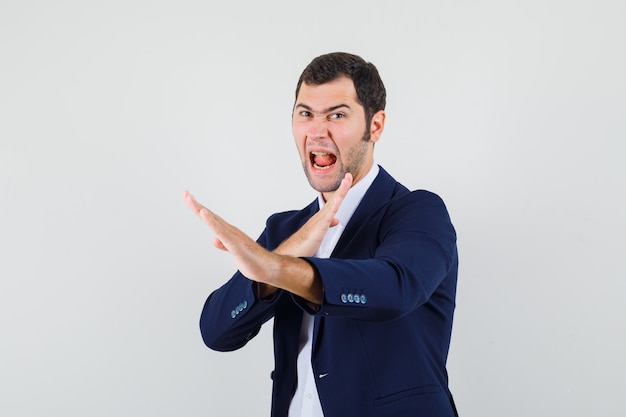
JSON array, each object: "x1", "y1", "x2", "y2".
[
  {"x1": 382, "y1": 189, "x2": 457, "y2": 246},
  {"x1": 396, "y1": 189, "x2": 448, "y2": 207},
  {"x1": 267, "y1": 199, "x2": 317, "y2": 226},
  {"x1": 374, "y1": 169, "x2": 455, "y2": 236},
  {"x1": 375, "y1": 166, "x2": 449, "y2": 211},
  {"x1": 384, "y1": 189, "x2": 454, "y2": 228}
]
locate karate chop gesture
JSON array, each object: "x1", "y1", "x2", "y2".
[{"x1": 183, "y1": 173, "x2": 353, "y2": 304}]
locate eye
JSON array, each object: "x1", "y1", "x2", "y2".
[
  {"x1": 329, "y1": 112, "x2": 345, "y2": 120},
  {"x1": 299, "y1": 110, "x2": 311, "y2": 117}
]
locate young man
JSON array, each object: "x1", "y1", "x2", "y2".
[{"x1": 184, "y1": 52, "x2": 459, "y2": 417}]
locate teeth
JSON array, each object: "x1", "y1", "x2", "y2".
[
  {"x1": 313, "y1": 163, "x2": 333, "y2": 170},
  {"x1": 311, "y1": 151, "x2": 329, "y2": 156}
]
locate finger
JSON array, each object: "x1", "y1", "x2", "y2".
[
  {"x1": 200, "y1": 207, "x2": 236, "y2": 244},
  {"x1": 199, "y1": 208, "x2": 232, "y2": 249},
  {"x1": 213, "y1": 237, "x2": 228, "y2": 251},
  {"x1": 336, "y1": 172, "x2": 353, "y2": 198},
  {"x1": 199, "y1": 207, "x2": 219, "y2": 230},
  {"x1": 183, "y1": 190, "x2": 204, "y2": 215},
  {"x1": 327, "y1": 173, "x2": 353, "y2": 216}
]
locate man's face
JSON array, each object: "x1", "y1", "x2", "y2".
[{"x1": 293, "y1": 76, "x2": 384, "y2": 199}]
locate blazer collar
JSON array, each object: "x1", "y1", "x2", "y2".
[{"x1": 331, "y1": 165, "x2": 398, "y2": 257}]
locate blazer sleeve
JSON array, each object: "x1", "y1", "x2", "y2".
[
  {"x1": 198, "y1": 206, "x2": 315, "y2": 352},
  {"x1": 199, "y1": 228, "x2": 282, "y2": 352},
  {"x1": 301, "y1": 190, "x2": 457, "y2": 322}
]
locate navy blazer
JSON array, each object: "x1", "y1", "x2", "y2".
[{"x1": 200, "y1": 166, "x2": 459, "y2": 417}]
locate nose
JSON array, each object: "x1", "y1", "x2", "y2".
[{"x1": 306, "y1": 115, "x2": 329, "y2": 138}]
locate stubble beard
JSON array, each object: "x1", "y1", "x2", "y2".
[{"x1": 303, "y1": 132, "x2": 371, "y2": 193}]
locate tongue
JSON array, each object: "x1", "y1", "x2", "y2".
[{"x1": 314, "y1": 153, "x2": 336, "y2": 167}]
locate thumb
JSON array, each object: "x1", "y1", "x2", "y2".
[{"x1": 213, "y1": 237, "x2": 228, "y2": 251}]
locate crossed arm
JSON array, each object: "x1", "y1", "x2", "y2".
[{"x1": 183, "y1": 174, "x2": 353, "y2": 305}]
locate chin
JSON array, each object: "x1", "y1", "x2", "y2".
[
  {"x1": 307, "y1": 175, "x2": 343, "y2": 193},
  {"x1": 302, "y1": 161, "x2": 345, "y2": 192}
]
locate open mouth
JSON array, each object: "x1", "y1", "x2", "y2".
[{"x1": 310, "y1": 151, "x2": 337, "y2": 170}]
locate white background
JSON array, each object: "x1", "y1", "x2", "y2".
[{"x1": 1, "y1": 1, "x2": 624, "y2": 416}]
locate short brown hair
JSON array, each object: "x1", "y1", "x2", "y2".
[{"x1": 295, "y1": 52, "x2": 386, "y2": 125}]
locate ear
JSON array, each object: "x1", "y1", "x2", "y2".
[{"x1": 368, "y1": 110, "x2": 386, "y2": 144}]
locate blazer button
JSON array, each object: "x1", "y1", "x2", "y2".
[
  {"x1": 361, "y1": 294, "x2": 367, "y2": 304},
  {"x1": 347, "y1": 293, "x2": 354, "y2": 303},
  {"x1": 231, "y1": 310, "x2": 237, "y2": 318},
  {"x1": 354, "y1": 294, "x2": 361, "y2": 303},
  {"x1": 341, "y1": 294, "x2": 347, "y2": 303}
]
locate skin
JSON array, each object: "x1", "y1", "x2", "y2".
[
  {"x1": 293, "y1": 76, "x2": 386, "y2": 201},
  {"x1": 184, "y1": 76, "x2": 386, "y2": 304}
]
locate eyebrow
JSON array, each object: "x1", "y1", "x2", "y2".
[{"x1": 294, "y1": 103, "x2": 352, "y2": 113}]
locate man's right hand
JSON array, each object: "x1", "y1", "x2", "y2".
[{"x1": 275, "y1": 173, "x2": 353, "y2": 258}]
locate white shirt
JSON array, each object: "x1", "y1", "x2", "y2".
[{"x1": 287, "y1": 164, "x2": 380, "y2": 417}]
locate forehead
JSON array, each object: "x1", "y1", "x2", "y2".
[{"x1": 295, "y1": 76, "x2": 361, "y2": 110}]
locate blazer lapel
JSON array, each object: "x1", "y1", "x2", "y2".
[{"x1": 331, "y1": 166, "x2": 397, "y2": 259}]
